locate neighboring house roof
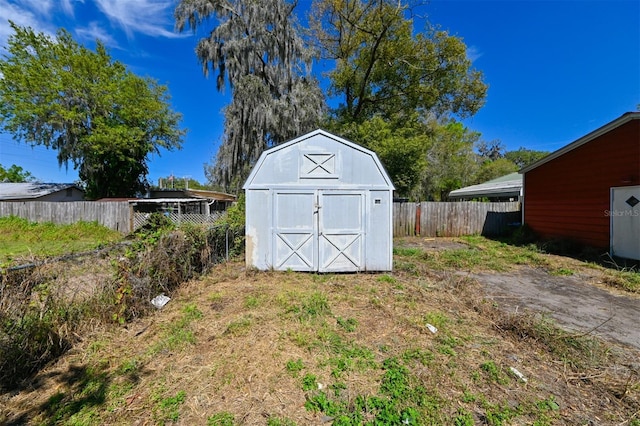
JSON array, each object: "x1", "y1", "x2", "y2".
[
  {"x1": 520, "y1": 111, "x2": 640, "y2": 174},
  {"x1": 184, "y1": 189, "x2": 236, "y2": 202},
  {"x1": 448, "y1": 172, "x2": 522, "y2": 200},
  {"x1": 129, "y1": 198, "x2": 205, "y2": 204},
  {"x1": 148, "y1": 188, "x2": 236, "y2": 202},
  {"x1": 0, "y1": 182, "x2": 83, "y2": 200}
]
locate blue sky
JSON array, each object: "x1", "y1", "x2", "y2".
[{"x1": 0, "y1": 0, "x2": 638, "y2": 186}]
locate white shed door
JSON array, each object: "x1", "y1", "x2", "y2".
[
  {"x1": 319, "y1": 192, "x2": 365, "y2": 272},
  {"x1": 273, "y1": 191, "x2": 317, "y2": 270},
  {"x1": 610, "y1": 186, "x2": 640, "y2": 260}
]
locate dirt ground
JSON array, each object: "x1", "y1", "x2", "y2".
[
  {"x1": 473, "y1": 268, "x2": 640, "y2": 350},
  {"x1": 411, "y1": 237, "x2": 640, "y2": 351}
]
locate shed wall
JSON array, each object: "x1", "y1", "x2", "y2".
[{"x1": 523, "y1": 119, "x2": 640, "y2": 248}]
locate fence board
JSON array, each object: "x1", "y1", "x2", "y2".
[
  {"x1": 393, "y1": 201, "x2": 521, "y2": 237},
  {"x1": 0, "y1": 201, "x2": 131, "y2": 233}
]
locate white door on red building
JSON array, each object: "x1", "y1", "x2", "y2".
[{"x1": 610, "y1": 186, "x2": 640, "y2": 260}]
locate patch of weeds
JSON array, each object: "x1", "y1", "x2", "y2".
[
  {"x1": 380, "y1": 357, "x2": 410, "y2": 398},
  {"x1": 304, "y1": 391, "x2": 343, "y2": 416},
  {"x1": 424, "y1": 311, "x2": 449, "y2": 329},
  {"x1": 483, "y1": 401, "x2": 518, "y2": 426},
  {"x1": 377, "y1": 274, "x2": 397, "y2": 284},
  {"x1": 150, "y1": 304, "x2": 203, "y2": 354},
  {"x1": 393, "y1": 260, "x2": 418, "y2": 274},
  {"x1": 530, "y1": 395, "x2": 561, "y2": 425},
  {"x1": 437, "y1": 345, "x2": 457, "y2": 357},
  {"x1": 480, "y1": 361, "x2": 510, "y2": 385},
  {"x1": 285, "y1": 358, "x2": 304, "y2": 377},
  {"x1": 461, "y1": 390, "x2": 477, "y2": 403},
  {"x1": 601, "y1": 269, "x2": 640, "y2": 293},
  {"x1": 497, "y1": 312, "x2": 611, "y2": 370},
  {"x1": 401, "y1": 348, "x2": 434, "y2": 365},
  {"x1": 301, "y1": 373, "x2": 318, "y2": 391},
  {"x1": 267, "y1": 416, "x2": 296, "y2": 426},
  {"x1": 393, "y1": 247, "x2": 424, "y2": 257},
  {"x1": 118, "y1": 358, "x2": 139, "y2": 375},
  {"x1": 550, "y1": 267, "x2": 574, "y2": 276},
  {"x1": 207, "y1": 411, "x2": 235, "y2": 425},
  {"x1": 224, "y1": 315, "x2": 253, "y2": 336},
  {"x1": 244, "y1": 295, "x2": 260, "y2": 308},
  {"x1": 330, "y1": 382, "x2": 347, "y2": 397},
  {"x1": 42, "y1": 366, "x2": 109, "y2": 425},
  {"x1": 316, "y1": 330, "x2": 376, "y2": 378},
  {"x1": 286, "y1": 330, "x2": 314, "y2": 350},
  {"x1": 436, "y1": 335, "x2": 460, "y2": 357},
  {"x1": 454, "y1": 408, "x2": 475, "y2": 426},
  {"x1": 336, "y1": 316, "x2": 358, "y2": 332},
  {"x1": 153, "y1": 390, "x2": 186, "y2": 425},
  {"x1": 287, "y1": 291, "x2": 331, "y2": 321},
  {"x1": 301, "y1": 355, "x2": 447, "y2": 424},
  {"x1": 106, "y1": 381, "x2": 135, "y2": 412}
]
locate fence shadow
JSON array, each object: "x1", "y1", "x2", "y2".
[{"x1": 481, "y1": 211, "x2": 521, "y2": 237}]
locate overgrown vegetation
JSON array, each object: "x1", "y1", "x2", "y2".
[
  {"x1": 2, "y1": 229, "x2": 638, "y2": 424},
  {"x1": 0, "y1": 210, "x2": 244, "y2": 392}
]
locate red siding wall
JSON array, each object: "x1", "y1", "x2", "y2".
[{"x1": 523, "y1": 119, "x2": 640, "y2": 249}]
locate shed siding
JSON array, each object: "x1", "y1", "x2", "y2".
[{"x1": 524, "y1": 119, "x2": 640, "y2": 248}]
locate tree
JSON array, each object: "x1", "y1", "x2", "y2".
[
  {"x1": 310, "y1": 0, "x2": 487, "y2": 125},
  {"x1": 308, "y1": 0, "x2": 486, "y2": 197},
  {"x1": 0, "y1": 164, "x2": 34, "y2": 182},
  {"x1": 504, "y1": 147, "x2": 549, "y2": 168},
  {"x1": 0, "y1": 23, "x2": 185, "y2": 199},
  {"x1": 475, "y1": 157, "x2": 518, "y2": 183},
  {"x1": 155, "y1": 175, "x2": 212, "y2": 190},
  {"x1": 417, "y1": 120, "x2": 481, "y2": 201},
  {"x1": 176, "y1": 0, "x2": 326, "y2": 191},
  {"x1": 476, "y1": 139, "x2": 505, "y2": 161},
  {"x1": 331, "y1": 114, "x2": 429, "y2": 197}
]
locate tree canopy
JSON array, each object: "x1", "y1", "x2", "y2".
[
  {"x1": 0, "y1": 164, "x2": 34, "y2": 183},
  {"x1": 0, "y1": 23, "x2": 185, "y2": 199},
  {"x1": 504, "y1": 147, "x2": 549, "y2": 168},
  {"x1": 176, "y1": 0, "x2": 325, "y2": 191},
  {"x1": 310, "y1": 0, "x2": 487, "y2": 125},
  {"x1": 306, "y1": 0, "x2": 488, "y2": 198}
]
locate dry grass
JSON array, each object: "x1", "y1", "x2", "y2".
[{"x1": 2, "y1": 250, "x2": 638, "y2": 425}]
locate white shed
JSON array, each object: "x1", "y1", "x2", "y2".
[{"x1": 243, "y1": 129, "x2": 395, "y2": 272}]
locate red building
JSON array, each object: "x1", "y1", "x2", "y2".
[{"x1": 521, "y1": 112, "x2": 640, "y2": 259}]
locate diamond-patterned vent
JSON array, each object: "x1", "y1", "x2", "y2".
[{"x1": 626, "y1": 196, "x2": 639, "y2": 208}]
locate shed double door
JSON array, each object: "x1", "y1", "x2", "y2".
[{"x1": 273, "y1": 190, "x2": 365, "y2": 272}]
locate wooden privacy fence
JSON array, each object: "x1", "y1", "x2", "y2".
[
  {"x1": 393, "y1": 201, "x2": 521, "y2": 237},
  {"x1": 0, "y1": 201, "x2": 131, "y2": 233}
]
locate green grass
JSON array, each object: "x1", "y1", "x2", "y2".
[
  {"x1": 394, "y1": 235, "x2": 640, "y2": 294},
  {"x1": 0, "y1": 216, "x2": 122, "y2": 265}
]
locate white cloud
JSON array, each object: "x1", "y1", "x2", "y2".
[
  {"x1": 61, "y1": 0, "x2": 82, "y2": 17},
  {"x1": 21, "y1": 0, "x2": 54, "y2": 16},
  {"x1": 0, "y1": 0, "x2": 56, "y2": 50},
  {"x1": 76, "y1": 21, "x2": 119, "y2": 48},
  {"x1": 95, "y1": 0, "x2": 184, "y2": 39},
  {"x1": 467, "y1": 45, "x2": 483, "y2": 63}
]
